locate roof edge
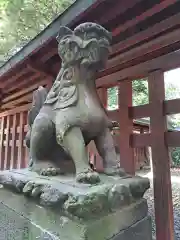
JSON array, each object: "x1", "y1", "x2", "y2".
[{"x1": 0, "y1": 0, "x2": 99, "y2": 78}]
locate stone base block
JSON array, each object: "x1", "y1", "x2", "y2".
[
  {"x1": 111, "y1": 216, "x2": 152, "y2": 240},
  {"x1": 0, "y1": 169, "x2": 152, "y2": 239},
  {"x1": 0, "y1": 188, "x2": 152, "y2": 240}
]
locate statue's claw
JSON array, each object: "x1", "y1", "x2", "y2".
[
  {"x1": 76, "y1": 170, "x2": 100, "y2": 184},
  {"x1": 31, "y1": 161, "x2": 65, "y2": 176},
  {"x1": 40, "y1": 167, "x2": 64, "y2": 176},
  {"x1": 23, "y1": 181, "x2": 43, "y2": 197}
]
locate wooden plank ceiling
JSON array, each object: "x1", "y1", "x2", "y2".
[{"x1": 0, "y1": 0, "x2": 180, "y2": 110}]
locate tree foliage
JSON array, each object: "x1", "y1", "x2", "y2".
[
  {"x1": 171, "y1": 148, "x2": 180, "y2": 167},
  {"x1": 132, "y1": 79, "x2": 149, "y2": 106},
  {"x1": 107, "y1": 79, "x2": 149, "y2": 110},
  {"x1": 107, "y1": 87, "x2": 118, "y2": 110},
  {"x1": 0, "y1": 0, "x2": 75, "y2": 63}
]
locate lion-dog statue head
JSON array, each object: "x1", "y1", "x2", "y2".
[{"x1": 56, "y1": 22, "x2": 112, "y2": 70}]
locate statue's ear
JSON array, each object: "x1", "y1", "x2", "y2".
[{"x1": 56, "y1": 26, "x2": 73, "y2": 43}]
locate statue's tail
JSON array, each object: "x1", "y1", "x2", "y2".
[
  {"x1": 25, "y1": 86, "x2": 48, "y2": 148},
  {"x1": 28, "y1": 86, "x2": 48, "y2": 126},
  {"x1": 25, "y1": 86, "x2": 48, "y2": 168}
]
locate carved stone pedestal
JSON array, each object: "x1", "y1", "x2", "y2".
[{"x1": 0, "y1": 169, "x2": 152, "y2": 240}]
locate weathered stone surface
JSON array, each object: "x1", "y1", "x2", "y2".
[
  {"x1": 0, "y1": 187, "x2": 152, "y2": 240},
  {"x1": 0, "y1": 169, "x2": 150, "y2": 220},
  {"x1": 111, "y1": 216, "x2": 152, "y2": 240},
  {"x1": 0, "y1": 201, "x2": 60, "y2": 240},
  {"x1": 40, "y1": 188, "x2": 68, "y2": 207}
]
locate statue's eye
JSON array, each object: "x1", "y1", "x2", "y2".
[
  {"x1": 60, "y1": 40, "x2": 66, "y2": 46},
  {"x1": 64, "y1": 36, "x2": 70, "y2": 40},
  {"x1": 61, "y1": 35, "x2": 70, "y2": 41}
]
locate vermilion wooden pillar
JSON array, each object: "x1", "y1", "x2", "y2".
[
  {"x1": 148, "y1": 70, "x2": 174, "y2": 240},
  {"x1": 0, "y1": 117, "x2": 5, "y2": 170},
  {"x1": 118, "y1": 80, "x2": 135, "y2": 175},
  {"x1": 17, "y1": 112, "x2": 24, "y2": 169},
  {"x1": 4, "y1": 115, "x2": 10, "y2": 170},
  {"x1": 10, "y1": 114, "x2": 17, "y2": 169}
]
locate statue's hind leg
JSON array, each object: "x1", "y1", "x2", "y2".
[
  {"x1": 57, "y1": 127, "x2": 100, "y2": 184},
  {"x1": 24, "y1": 129, "x2": 33, "y2": 167},
  {"x1": 30, "y1": 117, "x2": 62, "y2": 176},
  {"x1": 94, "y1": 127, "x2": 127, "y2": 177}
]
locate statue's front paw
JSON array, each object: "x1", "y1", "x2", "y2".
[{"x1": 76, "y1": 171, "x2": 100, "y2": 184}]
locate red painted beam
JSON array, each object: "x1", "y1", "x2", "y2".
[
  {"x1": 98, "y1": 0, "x2": 142, "y2": 25},
  {"x1": 108, "y1": 27, "x2": 180, "y2": 71},
  {"x1": 2, "y1": 79, "x2": 48, "y2": 104},
  {"x1": 112, "y1": 0, "x2": 177, "y2": 37},
  {"x1": 111, "y1": 12, "x2": 180, "y2": 56},
  {"x1": 1, "y1": 93, "x2": 33, "y2": 109},
  {"x1": 96, "y1": 49, "x2": 180, "y2": 88},
  {"x1": 0, "y1": 68, "x2": 30, "y2": 89},
  {"x1": 166, "y1": 131, "x2": 180, "y2": 147},
  {"x1": 4, "y1": 73, "x2": 43, "y2": 93}
]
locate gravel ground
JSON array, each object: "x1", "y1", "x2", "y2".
[{"x1": 137, "y1": 168, "x2": 180, "y2": 240}]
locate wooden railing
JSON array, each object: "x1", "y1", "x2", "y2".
[
  {"x1": 97, "y1": 67, "x2": 178, "y2": 240},
  {"x1": 87, "y1": 126, "x2": 150, "y2": 172},
  {"x1": 0, "y1": 104, "x2": 30, "y2": 170}
]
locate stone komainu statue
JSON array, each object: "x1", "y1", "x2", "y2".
[{"x1": 25, "y1": 22, "x2": 126, "y2": 184}]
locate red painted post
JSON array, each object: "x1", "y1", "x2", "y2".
[
  {"x1": 118, "y1": 80, "x2": 135, "y2": 175},
  {"x1": 0, "y1": 117, "x2": 5, "y2": 170},
  {"x1": 10, "y1": 114, "x2": 17, "y2": 169},
  {"x1": 17, "y1": 112, "x2": 24, "y2": 169},
  {"x1": 4, "y1": 115, "x2": 10, "y2": 170},
  {"x1": 148, "y1": 70, "x2": 174, "y2": 240}
]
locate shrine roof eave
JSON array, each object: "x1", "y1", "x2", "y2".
[{"x1": 0, "y1": 0, "x2": 99, "y2": 78}]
